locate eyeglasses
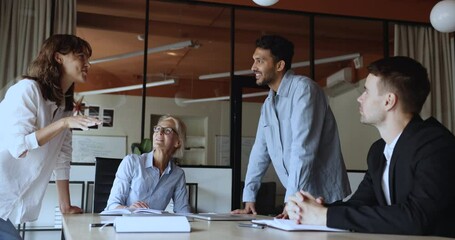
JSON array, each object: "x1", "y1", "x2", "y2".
[{"x1": 153, "y1": 125, "x2": 177, "y2": 136}]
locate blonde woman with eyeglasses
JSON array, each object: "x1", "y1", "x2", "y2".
[{"x1": 105, "y1": 115, "x2": 191, "y2": 213}]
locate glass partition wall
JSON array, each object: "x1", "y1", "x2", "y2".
[
  {"x1": 75, "y1": 0, "x2": 147, "y2": 157},
  {"x1": 75, "y1": 0, "x2": 422, "y2": 209},
  {"x1": 146, "y1": 2, "x2": 231, "y2": 166},
  {"x1": 314, "y1": 16, "x2": 385, "y2": 170},
  {"x1": 76, "y1": 0, "x2": 410, "y2": 168},
  {"x1": 75, "y1": 0, "x2": 390, "y2": 167}
]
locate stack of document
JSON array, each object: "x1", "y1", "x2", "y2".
[
  {"x1": 114, "y1": 216, "x2": 191, "y2": 233},
  {"x1": 184, "y1": 213, "x2": 256, "y2": 221},
  {"x1": 252, "y1": 219, "x2": 346, "y2": 232},
  {"x1": 100, "y1": 208, "x2": 167, "y2": 215},
  {"x1": 54, "y1": 206, "x2": 62, "y2": 228}
]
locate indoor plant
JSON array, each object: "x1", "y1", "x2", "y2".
[{"x1": 131, "y1": 138, "x2": 152, "y2": 154}]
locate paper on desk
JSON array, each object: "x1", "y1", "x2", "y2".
[
  {"x1": 114, "y1": 216, "x2": 190, "y2": 232},
  {"x1": 99, "y1": 215, "x2": 116, "y2": 224},
  {"x1": 100, "y1": 208, "x2": 166, "y2": 215},
  {"x1": 252, "y1": 219, "x2": 346, "y2": 232}
]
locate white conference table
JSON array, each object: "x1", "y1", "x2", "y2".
[{"x1": 62, "y1": 213, "x2": 452, "y2": 240}]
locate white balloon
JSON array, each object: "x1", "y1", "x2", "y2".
[
  {"x1": 430, "y1": 0, "x2": 455, "y2": 32},
  {"x1": 252, "y1": 0, "x2": 279, "y2": 7}
]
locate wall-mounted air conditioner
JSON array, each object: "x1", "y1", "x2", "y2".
[{"x1": 324, "y1": 67, "x2": 358, "y2": 97}]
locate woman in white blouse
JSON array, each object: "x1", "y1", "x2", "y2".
[
  {"x1": 0, "y1": 34, "x2": 101, "y2": 239},
  {"x1": 106, "y1": 115, "x2": 191, "y2": 213}
]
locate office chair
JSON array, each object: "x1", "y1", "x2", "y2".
[
  {"x1": 241, "y1": 181, "x2": 277, "y2": 215},
  {"x1": 93, "y1": 157, "x2": 123, "y2": 213}
]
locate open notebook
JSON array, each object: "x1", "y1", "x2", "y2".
[
  {"x1": 100, "y1": 208, "x2": 167, "y2": 216},
  {"x1": 183, "y1": 213, "x2": 256, "y2": 221}
]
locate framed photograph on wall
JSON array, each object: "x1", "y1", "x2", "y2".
[
  {"x1": 87, "y1": 106, "x2": 100, "y2": 129},
  {"x1": 103, "y1": 109, "x2": 114, "y2": 127}
]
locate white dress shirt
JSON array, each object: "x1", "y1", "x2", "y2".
[
  {"x1": 0, "y1": 79, "x2": 72, "y2": 223},
  {"x1": 382, "y1": 133, "x2": 401, "y2": 205}
]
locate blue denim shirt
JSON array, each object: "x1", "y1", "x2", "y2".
[
  {"x1": 243, "y1": 71, "x2": 351, "y2": 203},
  {"x1": 106, "y1": 152, "x2": 190, "y2": 213}
]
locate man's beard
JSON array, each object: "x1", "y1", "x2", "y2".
[{"x1": 256, "y1": 73, "x2": 275, "y2": 87}]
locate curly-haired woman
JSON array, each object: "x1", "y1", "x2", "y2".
[{"x1": 0, "y1": 34, "x2": 101, "y2": 239}]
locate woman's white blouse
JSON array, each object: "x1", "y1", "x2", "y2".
[{"x1": 0, "y1": 79, "x2": 72, "y2": 223}]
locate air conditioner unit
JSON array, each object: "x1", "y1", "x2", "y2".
[{"x1": 324, "y1": 67, "x2": 357, "y2": 97}]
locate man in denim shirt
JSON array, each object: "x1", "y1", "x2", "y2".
[{"x1": 232, "y1": 35, "x2": 350, "y2": 218}]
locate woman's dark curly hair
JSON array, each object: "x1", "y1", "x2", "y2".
[{"x1": 24, "y1": 34, "x2": 92, "y2": 111}]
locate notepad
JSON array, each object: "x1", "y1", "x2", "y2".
[
  {"x1": 100, "y1": 208, "x2": 166, "y2": 216},
  {"x1": 252, "y1": 219, "x2": 346, "y2": 232}
]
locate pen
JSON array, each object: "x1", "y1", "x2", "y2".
[
  {"x1": 90, "y1": 223, "x2": 113, "y2": 228},
  {"x1": 238, "y1": 223, "x2": 265, "y2": 229}
]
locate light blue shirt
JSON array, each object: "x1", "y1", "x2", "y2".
[
  {"x1": 243, "y1": 71, "x2": 351, "y2": 203},
  {"x1": 106, "y1": 152, "x2": 190, "y2": 213}
]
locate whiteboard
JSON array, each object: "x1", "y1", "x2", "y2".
[
  {"x1": 215, "y1": 135, "x2": 284, "y2": 197},
  {"x1": 72, "y1": 135, "x2": 127, "y2": 163},
  {"x1": 215, "y1": 135, "x2": 255, "y2": 166}
]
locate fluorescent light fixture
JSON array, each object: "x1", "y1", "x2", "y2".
[
  {"x1": 293, "y1": 53, "x2": 360, "y2": 68},
  {"x1": 198, "y1": 53, "x2": 361, "y2": 80},
  {"x1": 77, "y1": 79, "x2": 175, "y2": 96},
  {"x1": 182, "y1": 91, "x2": 269, "y2": 104},
  {"x1": 199, "y1": 69, "x2": 254, "y2": 80},
  {"x1": 90, "y1": 40, "x2": 194, "y2": 65}
]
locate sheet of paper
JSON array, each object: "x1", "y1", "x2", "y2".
[
  {"x1": 131, "y1": 208, "x2": 166, "y2": 214},
  {"x1": 99, "y1": 208, "x2": 165, "y2": 215},
  {"x1": 252, "y1": 219, "x2": 346, "y2": 232},
  {"x1": 114, "y1": 216, "x2": 190, "y2": 232}
]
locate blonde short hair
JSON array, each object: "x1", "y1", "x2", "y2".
[{"x1": 157, "y1": 115, "x2": 186, "y2": 158}]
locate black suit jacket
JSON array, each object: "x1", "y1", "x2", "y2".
[{"x1": 327, "y1": 116, "x2": 455, "y2": 237}]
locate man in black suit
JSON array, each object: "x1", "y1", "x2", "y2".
[{"x1": 286, "y1": 56, "x2": 455, "y2": 237}]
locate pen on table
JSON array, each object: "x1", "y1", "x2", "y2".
[
  {"x1": 238, "y1": 223, "x2": 266, "y2": 229},
  {"x1": 90, "y1": 223, "x2": 113, "y2": 228}
]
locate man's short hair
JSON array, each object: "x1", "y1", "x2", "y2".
[
  {"x1": 368, "y1": 56, "x2": 430, "y2": 114},
  {"x1": 256, "y1": 35, "x2": 294, "y2": 72}
]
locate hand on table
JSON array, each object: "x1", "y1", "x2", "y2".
[{"x1": 231, "y1": 202, "x2": 257, "y2": 215}]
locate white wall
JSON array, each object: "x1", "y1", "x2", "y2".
[
  {"x1": 182, "y1": 167, "x2": 232, "y2": 213},
  {"x1": 327, "y1": 79, "x2": 380, "y2": 170}
]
